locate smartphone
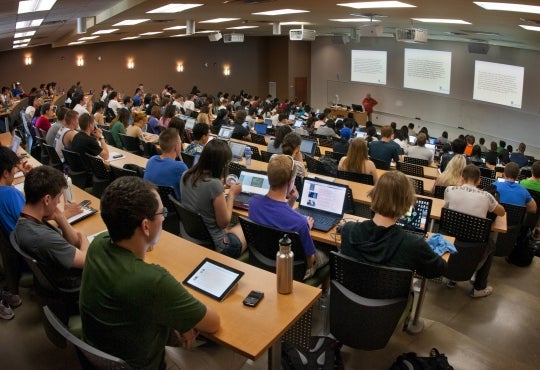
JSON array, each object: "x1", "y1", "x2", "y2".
[
  {"x1": 243, "y1": 290, "x2": 264, "y2": 307},
  {"x1": 79, "y1": 200, "x2": 91, "y2": 208}
]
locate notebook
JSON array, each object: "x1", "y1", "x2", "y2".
[
  {"x1": 217, "y1": 125, "x2": 234, "y2": 141},
  {"x1": 67, "y1": 205, "x2": 98, "y2": 225},
  {"x1": 254, "y1": 122, "x2": 267, "y2": 135},
  {"x1": 300, "y1": 139, "x2": 317, "y2": 156},
  {"x1": 396, "y1": 197, "x2": 433, "y2": 237},
  {"x1": 233, "y1": 170, "x2": 270, "y2": 210},
  {"x1": 229, "y1": 141, "x2": 246, "y2": 160},
  {"x1": 296, "y1": 177, "x2": 348, "y2": 232}
]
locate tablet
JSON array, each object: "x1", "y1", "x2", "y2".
[{"x1": 183, "y1": 258, "x2": 244, "y2": 301}]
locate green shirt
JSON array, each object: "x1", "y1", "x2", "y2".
[
  {"x1": 80, "y1": 232, "x2": 206, "y2": 370},
  {"x1": 109, "y1": 120, "x2": 126, "y2": 148},
  {"x1": 520, "y1": 178, "x2": 540, "y2": 192}
]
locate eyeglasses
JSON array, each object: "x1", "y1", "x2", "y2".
[{"x1": 155, "y1": 207, "x2": 168, "y2": 218}]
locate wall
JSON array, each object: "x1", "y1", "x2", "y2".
[
  {"x1": 310, "y1": 37, "x2": 540, "y2": 158},
  {"x1": 288, "y1": 41, "x2": 311, "y2": 101}
]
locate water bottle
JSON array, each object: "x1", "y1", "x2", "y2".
[
  {"x1": 244, "y1": 146, "x2": 252, "y2": 166},
  {"x1": 276, "y1": 234, "x2": 294, "y2": 294},
  {"x1": 63, "y1": 175, "x2": 73, "y2": 203}
]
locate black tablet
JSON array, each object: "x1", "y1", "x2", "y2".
[{"x1": 183, "y1": 258, "x2": 244, "y2": 301}]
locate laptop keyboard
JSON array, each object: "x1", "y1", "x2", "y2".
[{"x1": 296, "y1": 209, "x2": 337, "y2": 230}]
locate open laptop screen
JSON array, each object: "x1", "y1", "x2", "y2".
[
  {"x1": 254, "y1": 122, "x2": 267, "y2": 135},
  {"x1": 264, "y1": 118, "x2": 273, "y2": 128},
  {"x1": 238, "y1": 170, "x2": 270, "y2": 196},
  {"x1": 294, "y1": 119, "x2": 303, "y2": 128},
  {"x1": 396, "y1": 197, "x2": 432, "y2": 233},
  {"x1": 299, "y1": 178, "x2": 347, "y2": 216},
  {"x1": 10, "y1": 135, "x2": 21, "y2": 153},
  {"x1": 300, "y1": 139, "x2": 317, "y2": 156},
  {"x1": 229, "y1": 141, "x2": 246, "y2": 159},
  {"x1": 185, "y1": 117, "x2": 196, "y2": 130},
  {"x1": 218, "y1": 126, "x2": 234, "y2": 140}
]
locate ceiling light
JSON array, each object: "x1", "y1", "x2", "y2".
[
  {"x1": 68, "y1": 41, "x2": 85, "y2": 45},
  {"x1": 200, "y1": 18, "x2": 240, "y2": 23},
  {"x1": 195, "y1": 30, "x2": 219, "y2": 33},
  {"x1": 13, "y1": 38, "x2": 31, "y2": 44},
  {"x1": 78, "y1": 36, "x2": 99, "y2": 40},
  {"x1": 147, "y1": 3, "x2": 203, "y2": 13},
  {"x1": 170, "y1": 33, "x2": 189, "y2": 37},
  {"x1": 329, "y1": 18, "x2": 380, "y2": 22},
  {"x1": 13, "y1": 44, "x2": 29, "y2": 48},
  {"x1": 412, "y1": 18, "x2": 471, "y2": 24},
  {"x1": 163, "y1": 25, "x2": 186, "y2": 30},
  {"x1": 253, "y1": 9, "x2": 309, "y2": 16},
  {"x1": 281, "y1": 21, "x2": 311, "y2": 25},
  {"x1": 18, "y1": 0, "x2": 57, "y2": 14},
  {"x1": 337, "y1": 1, "x2": 415, "y2": 9},
  {"x1": 474, "y1": 2, "x2": 540, "y2": 14},
  {"x1": 16, "y1": 19, "x2": 43, "y2": 29},
  {"x1": 520, "y1": 24, "x2": 540, "y2": 31},
  {"x1": 121, "y1": 36, "x2": 141, "y2": 40},
  {"x1": 113, "y1": 19, "x2": 150, "y2": 26},
  {"x1": 226, "y1": 26, "x2": 258, "y2": 29},
  {"x1": 92, "y1": 29, "x2": 119, "y2": 34},
  {"x1": 140, "y1": 31, "x2": 163, "y2": 35},
  {"x1": 15, "y1": 30, "x2": 36, "y2": 38}
]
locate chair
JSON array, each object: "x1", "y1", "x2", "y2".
[
  {"x1": 344, "y1": 187, "x2": 355, "y2": 215},
  {"x1": 228, "y1": 161, "x2": 246, "y2": 177},
  {"x1": 494, "y1": 203, "x2": 526, "y2": 257},
  {"x1": 20, "y1": 111, "x2": 33, "y2": 150},
  {"x1": 305, "y1": 155, "x2": 335, "y2": 177},
  {"x1": 250, "y1": 132, "x2": 267, "y2": 146},
  {"x1": 329, "y1": 251, "x2": 413, "y2": 350},
  {"x1": 119, "y1": 134, "x2": 143, "y2": 156},
  {"x1": 330, "y1": 151, "x2": 345, "y2": 163},
  {"x1": 43, "y1": 143, "x2": 64, "y2": 171},
  {"x1": 396, "y1": 161, "x2": 425, "y2": 178},
  {"x1": 42, "y1": 306, "x2": 131, "y2": 369},
  {"x1": 370, "y1": 157, "x2": 390, "y2": 170},
  {"x1": 182, "y1": 152, "x2": 195, "y2": 168},
  {"x1": 246, "y1": 144, "x2": 261, "y2": 161},
  {"x1": 433, "y1": 185, "x2": 447, "y2": 199},
  {"x1": 404, "y1": 156, "x2": 429, "y2": 167},
  {"x1": 62, "y1": 149, "x2": 90, "y2": 189},
  {"x1": 168, "y1": 195, "x2": 215, "y2": 250},
  {"x1": 408, "y1": 177, "x2": 424, "y2": 195},
  {"x1": 110, "y1": 165, "x2": 138, "y2": 179},
  {"x1": 318, "y1": 138, "x2": 334, "y2": 148},
  {"x1": 336, "y1": 170, "x2": 374, "y2": 185},
  {"x1": 101, "y1": 129, "x2": 116, "y2": 147},
  {"x1": 479, "y1": 166, "x2": 496, "y2": 179},
  {"x1": 438, "y1": 208, "x2": 493, "y2": 282},
  {"x1": 156, "y1": 186, "x2": 180, "y2": 235},
  {"x1": 35, "y1": 137, "x2": 50, "y2": 165},
  {"x1": 261, "y1": 150, "x2": 273, "y2": 163},
  {"x1": 238, "y1": 217, "x2": 329, "y2": 286},
  {"x1": 479, "y1": 176, "x2": 493, "y2": 190},
  {"x1": 142, "y1": 141, "x2": 160, "y2": 158},
  {"x1": 85, "y1": 154, "x2": 112, "y2": 198}
]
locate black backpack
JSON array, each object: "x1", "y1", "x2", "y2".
[
  {"x1": 507, "y1": 227, "x2": 536, "y2": 267},
  {"x1": 104, "y1": 107, "x2": 116, "y2": 123},
  {"x1": 390, "y1": 348, "x2": 454, "y2": 370},
  {"x1": 282, "y1": 336, "x2": 343, "y2": 370}
]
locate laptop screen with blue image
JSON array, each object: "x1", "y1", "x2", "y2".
[{"x1": 254, "y1": 122, "x2": 267, "y2": 134}]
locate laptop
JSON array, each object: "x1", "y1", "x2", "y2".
[
  {"x1": 233, "y1": 170, "x2": 271, "y2": 210},
  {"x1": 294, "y1": 119, "x2": 304, "y2": 128},
  {"x1": 264, "y1": 118, "x2": 273, "y2": 128},
  {"x1": 288, "y1": 114, "x2": 296, "y2": 121},
  {"x1": 10, "y1": 135, "x2": 21, "y2": 153},
  {"x1": 409, "y1": 135, "x2": 417, "y2": 145},
  {"x1": 396, "y1": 197, "x2": 433, "y2": 237},
  {"x1": 254, "y1": 122, "x2": 267, "y2": 135},
  {"x1": 217, "y1": 125, "x2": 234, "y2": 141},
  {"x1": 300, "y1": 139, "x2": 318, "y2": 156},
  {"x1": 351, "y1": 104, "x2": 364, "y2": 112},
  {"x1": 355, "y1": 131, "x2": 367, "y2": 139},
  {"x1": 185, "y1": 117, "x2": 196, "y2": 130},
  {"x1": 296, "y1": 177, "x2": 348, "y2": 232},
  {"x1": 428, "y1": 137, "x2": 438, "y2": 145},
  {"x1": 229, "y1": 141, "x2": 246, "y2": 161}
]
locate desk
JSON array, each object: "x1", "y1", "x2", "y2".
[{"x1": 328, "y1": 107, "x2": 367, "y2": 125}]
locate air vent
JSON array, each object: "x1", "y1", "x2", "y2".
[{"x1": 41, "y1": 20, "x2": 66, "y2": 26}]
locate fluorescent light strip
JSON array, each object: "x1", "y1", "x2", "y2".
[
  {"x1": 337, "y1": 1, "x2": 415, "y2": 9},
  {"x1": 281, "y1": 21, "x2": 311, "y2": 25},
  {"x1": 18, "y1": 0, "x2": 57, "y2": 14},
  {"x1": 140, "y1": 31, "x2": 163, "y2": 36},
  {"x1": 170, "y1": 33, "x2": 189, "y2": 37},
  {"x1": 200, "y1": 18, "x2": 240, "y2": 23},
  {"x1": 16, "y1": 19, "x2": 43, "y2": 29},
  {"x1": 92, "y1": 29, "x2": 119, "y2": 35},
  {"x1": 68, "y1": 41, "x2": 85, "y2": 45},
  {"x1": 13, "y1": 38, "x2": 31, "y2": 44},
  {"x1": 163, "y1": 25, "x2": 186, "y2": 30},
  {"x1": 78, "y1": 36, "x2": 99, "y2": 40},
  {"x1": 147, "y1": 4, "x2": 203, "y2": 13},
  {"x1": 13, "y1": 44, "x2": 29, "y2": 48},
  {"x1": 474, "y1": 2, "x2": 540, "y2": 14},
  {"x1": 226, "y1": 26, "x2": 258, "y2": 29},
  {"x1": 113, "y1": 19, "x2": 150, "y2": 26},
  {"x1": 121, "y1": 36, "x2": 141, "y2": 40},
  {"x1": 329, "y1": 18, "x2": 380, "y2": 22},
  {"x1": 253, "y1": 9, "x2": 309, "y2": 16},
  {"x1": 195, "y1": 30, "x2": 219, "y2": 34},
  {"x1": 412, "y1": 18, "x2": 471, "y2": 24},
  {"x1": 15, "y1": 30, "x2": 36, "y2": 38},
  {"x1": 520, "y1": 24, "x2": 540, "y2": 31}
]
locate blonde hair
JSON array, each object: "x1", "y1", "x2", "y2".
[
  {"x1": 437, "y1": 155, "x2": 466, "y2": 186},
  {"x1": 132, "y1": 111, "x2": 147, "y2": 125},
  {"x1": 369, "y1": 171, "x2": 415, "y2": 219},
  {"x1": 197, "y1": 112, "x2": 210, "y2": 124},
  {"x1": 268, "y1": 155, "x2": 296, "y2": 189},
  {"x1": 342, "y1": 138, "x2": 369, "y2": 174}
]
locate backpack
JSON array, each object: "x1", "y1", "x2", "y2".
[
  {"x1": 507, "y1": 227, "x2": 536, "y2": 267},
  {"x1": 318, "y1": 156, "x2": 338, "y2": 177},
  {"x1": 281, "y1": 336, "x2": 343, "y2": 370},
  {"x1": 390, "y1": 348, "x2": 454, "y2": 370}
]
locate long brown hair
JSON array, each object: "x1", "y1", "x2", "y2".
[
  {"x1": 182, "y1": 139, "x2": 232, "y2": 186},
  {"x1": 342, "y1": 138, "x2": 368, "y2": 173}
]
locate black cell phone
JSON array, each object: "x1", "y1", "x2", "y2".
[
  {"x1": 243, "y1": 290, "x2": 264, "y2": 307},
  {"x1": 79, "y1": 200, "x2": 91, "y2": 208},
  {"x1": 113, "y1": 154, "x2": 123, "y2": 159}
]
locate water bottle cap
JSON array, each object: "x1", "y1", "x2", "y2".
[{"x1": 279, "y1": 234, "x2": 291, "y2": 246}]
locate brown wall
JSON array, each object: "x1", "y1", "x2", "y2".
[{"x1": 288, "y1": 41, "x2": 311, "y2": 103}]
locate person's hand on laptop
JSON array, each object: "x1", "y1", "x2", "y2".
[
  {"x1": 286, "y1": 186, "x2": 299, "y2": 207},
  {"x1": 306, "y1": 215, "x2": 314, "y2": 230},
  {"x1": 64, "y1": 202, "x2": 83, "y2": 219}
]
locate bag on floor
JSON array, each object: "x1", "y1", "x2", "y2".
[
  {"x1": 507, "y1": 227, "x2": 535, "y2": 267},
  {"x1": 390, "y1": 348, "x2": 454, "y2": 370},
  {"x1": 281, "y1": 336, "x2": 343, "y2": 370}
]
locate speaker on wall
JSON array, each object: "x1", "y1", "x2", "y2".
[
  {"x1": 468, "y1": 42, "x2": 490, "y2": 54},
  {"x1": 208, "y1": 32, "x2": 222, "y2": 42}
]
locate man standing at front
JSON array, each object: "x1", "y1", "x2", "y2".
[
  {"x1": 362, "y1": 93, "x2": 378, "y2": 121},
  {"x1": 80, "y1": 177, "x2": 245, "y2": 369}
]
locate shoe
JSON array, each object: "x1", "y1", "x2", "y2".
[
  {"x1": 470, "y1": 286, "x2": 493, "y2": 298},
  {"x1": 446, "y1": 280, "x2": 457, "y2": 288},
  {"x1": 1, "y1": 291, "x2": 22, "y2": 308},
  {"x1": 0, "y1": 300, "x2": 14, "y2": 320},
  {"x1": 469, "y1": 272, "x2": 476, "y2": 285}
]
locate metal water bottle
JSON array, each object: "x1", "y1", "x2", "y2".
[
  {"x1": 244, "y1": 146, "x2": 252, "y2": 166},
  {"x1": 276, "y1": 234, "x2": 294, "y2": 294}
]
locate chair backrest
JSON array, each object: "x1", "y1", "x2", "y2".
[
  {"x1": 494, "y1": 202, "x2": 527, "y2": 257},
  {"x1": 20, "y1": 111, "x2": 33, "y2": 147},
  {"x1": 433, "y1": 185, "x2": 447, "y2": 199},
  {"x1": 43, "y1": 143, "x2": 63, "y2": 170},
  {"x1": 156, "y1": 186, "x2": 180, "y2": 235},
  {"x1": 404, "y1": 156, "x2": 429, "y2": 167},
  {"x1": 408, "y1": 177, "x2": 424, "y2": 195},
  {"x1": 119, "y1": 134, "x2": 143, "y2": 155},
  {"x1": 329, "y1": 251, "x2": 412, "y2": 350},
  {"x1": 478, "y1": 176, "x2": 493, "y2": 190},
  {"x1": 182, "y1": 152, "x2": 195, "y2": 168},
  {"x1": 318, "y1": 138, "x2": 334, "y2": 148},
  {"x1": 250, "y1": 133, "x2": 267, "y2": 146},
  {"x1": 330, "y1": 151, "x2": 345, "y2": 162},
  {"x1": 109, "y1": 165, "x2": 138, "y2": 179},
  {"x1": 168, "y1": 195, "x2": 215, "y2": 249},
  {"x1": 369, "y1": 157, "x2": 390, "y2": 170},
  {"x1": 396, "y1": 161, "x2": 425, "y2": 178},
  {"x1": 85, "y1": 154, "x2": 112, "y2": 180},
  {"x1": 142, "y1": 141, "x2": 159, "y2": 158},
  {"x1": 304, "y1": 155, "x2": 324, "y2": 175},
  {"x1": 228, "y1": 161, "x2": 246, "y2": 177},
  {"x1": 247, "y1": 144, "x2": 261, "y2": 161},
  {"x1": 238, "y1": 216, "x2": 308, "y2": 282},
  {"x1": 62, "y1": 149, "x2": 87, "y2": 172},
  {"x1": 438, "y1": 207, "x2": 493, "y2": 243},
  {"x1": 479, "y1": 166, "x2": 496, "y2": 179},
  {"x1": 260, "y1": 150, "x2": 273, "y2": 163},
  {"x1": 101, "y1": 129, "x2": 116, "y2": 147},
  {"x1": 336, "y1": 170, "x2": 374, "y2": 185},
  {"x1": 42, "y1": 306, "x2": 131, "y2": 370}
]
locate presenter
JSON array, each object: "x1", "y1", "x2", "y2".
[{"x1": 362, "y1": 93, "x2": 378, "y2": 122}]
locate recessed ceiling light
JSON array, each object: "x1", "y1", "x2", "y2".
[
  {"x1": 280, "y1": 21, "x2": 311, "y2": 26},
  {"x1": 121, "y1": 36, "x2": 141, "y2": 40},
  {"x1": 337, "y1": 1, "x2": 415, "y2": 9},
  {"x1": 14, "y1": 30, "x2": 36, "y2": 38},
  {"x1": 200, "y1": 18, "x2": 240, "y2": 23},
  {"x1": 474, "y1": 2, "x2": 540, "y2": 14},
  {"x1": 92, "y1": 29, "x2": 119, "y2": 34},
  {"x1": 170, "y1": 33, "x2": 189, "y2": 37},
  {"x1": 78, "y1": 36, "x2": 99, "y2": 40},
  {"x1": 68, "y1": 41, "x2": 85, "y2": 45},
  {"x1": 253, "y1": 9, "x2": 309, "y2": 16},
  {"x1": 226, "y1": 26, "x2": 258, "y2": 29},
  {"x1": 16, "y1": 19, "x2": 43, "y2": 29},
  {"x1": 140, "y1": 31, "x2": 163, "y2": 36},
  {"x1": 195, "y1": 30, "x2": 219, "y2": 34},
  {"x1": 163, "y1": 25, "x2": 187, "y2": 30},
  {"x1": 329, "y1": 18, "x2": 380, "y2": 22},
  {"x1": 13, "y1": 43, "x2": 29, "y2": 48},
  {"x1": 18, "y1": 0, "x2": 57, "y2": 14},
  {"x1": 13, "y1": 38, "x2": 31, "y2": 44},
  {"x1": 520, "y1": 24, "x2": 540, "y2": 31},
  {"x1": 147, "y1": 3, "x2": 203, "y2": 13},
  {"x1": 412, "y1": 18, "x2": 471, "y2": 24},
  {"x1": 113, "y1": 19, "x2": 150, "y2": 26}
]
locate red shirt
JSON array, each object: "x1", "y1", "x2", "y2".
[
  {"x1": 362, "y1": 97, "x2": 378, "y2": 113},
  {"x1": 35, "y1": 116, "x2": 51, "y2": 134}
]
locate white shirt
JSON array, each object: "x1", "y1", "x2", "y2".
[
  {"x1": 108, "y1": 99, "x2": 123, "y2": 114},
  {"x1": 73, "y1": 104, "x2": 89, "y2": 116},
  {"x1": 183, "y1": 100, "x2": 195, "y2": 111}
]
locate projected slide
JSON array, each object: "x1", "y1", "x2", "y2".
[
  {"x1": 473, "y1": 61, "x2": 524, "y2": 109},
  {"x1": 403, "y1": 48, "x2": 452, "y2": 94},
  {"x1": 351, "y1": 50, "x2": 387, "y2": 84}
]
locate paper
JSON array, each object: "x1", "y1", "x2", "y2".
[{"x1": 107, "y1": 151, "x2": 125, "y2": 161}]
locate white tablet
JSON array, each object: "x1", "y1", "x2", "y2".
[{"x1": 183, "y1": 258, "x2": 244, "y2": 301}]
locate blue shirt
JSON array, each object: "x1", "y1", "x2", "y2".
[
  {"x1": 144, "y1": 156, "x2": 188, "y2": 199},
  {"x1": 492, "y1": 180, "x2": 532, "y2": 206},
  {"x1": 369, "y1": 140, "x2": 400, "y2": 165},
  {"x1": 509, "y1": 152, "x2": 528, "y2": 168},
  {"x1": 0, "y1": 185, "x2": 25, "y2": 235}
]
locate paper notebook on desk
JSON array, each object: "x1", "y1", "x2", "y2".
[
  {"x1": 87, "y1": 230, "x2": 107, "y2": 244},
  {"x1": 15, "y1": 182, "x2": 24, "y2": 193},
  {"x1": 107, "y1": 151, "x2": 125, "y2": 161},
  {"x1": 67, "y1": 206, "x2": 98, "y2": 225}
]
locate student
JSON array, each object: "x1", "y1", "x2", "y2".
[
  {"x1": 71, "y1": 113, "x2": 109, "y2": 177},
  {"x1": 109, "y1": 108, "x2": 130, "y2": 148},
  {"x1": 432, "y1": 155, "x2": 466, "y2": 193},
  {"x1": 510, "y1": 142, "x2": 529, "y2": 168},
  {"x1": 332, "y1": 127, "x2": 352, "y2": 154},
  {"x1": 338, "y1": 138, "x2": 378, "y2": 184},
  {"x1": 184, "y1": 123, "x2": 210, "y2": 156},
  {"x1": 406, "y1": 133, "x2": 434, "y2": 165},
  {"x1": 267, "y1": 125, "x2": 292, "y2": 154},
  {"x1": 80, "y1": 177, "x2": 245, "y2": 370},
  {"x1": 368, "y1": 125, "x2": 402, "y2": 167},
  {"x1": 493, "y1": 162, "x2": 537, "y2": 214}
]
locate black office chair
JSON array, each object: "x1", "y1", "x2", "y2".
[
  {"x1": 62, "y1": 149, "x2": 91, "y2": 189},
  {"x1": 35, "y1": 137, "x2": 50, "y2": 165},
  {"x1": 305, "y1": 155, "x2": 334, "y2": 177},
  {"x1": 119, "y1": 134, "x2": 143, "y2": 156},
  {"x1": 433, "y1": 185, "x2": 447, "y2": 199},
  {"x1": 260, "y1": 150, "x2": 273, "y2": 163},
  {"x1": 101, "y1": 129, "x2": 116, "y2": 147},
  {"x1": 396, "y1": 161, "x2": 425, "y2": 178},
  {"x1": 109, "y1": 165, "x2": 138, "y2": 179},
  {"x1": 42, "y1": 306, "x2": 131, "y2": 369},
  {"x1": 182, "y1": 152, "x2": 195, "y2": 168},
  {"x1": 238, "y1": 216, "x2": 329, "y2": 287},
  {"x1": 330, "y1": 151, "x2": 345, "y2": 163},
  {"x1": 408, "y1": 177, "x2": 424, "y2": 195},
  {"x1": 168, "y1": 195, "x2": 215, "y2": 250},
  {"x1": 142, "y1": 141, "x2": 160, "y2": 158},
  {"x1": 494, "y1": 203, "x2": 526, "y2": 257},
  {"x1": 228, "y1": 161, "x2": 246, "y2": 177},
  {"x1": 247, "y1": 144, "x2": 261, "y2": 161},
  {"x1": 329, "y1": 251, "x2": 413, "y2": 350},
  {"x1": 370, "y1": 157, "x2": 390, "y2": 170},
  {"x1": 336, "y1": 170, "x2": 374, "y2": 185},
  {"x1": 318, "y1": 138, "x2": 334, "y2": 148},
  {"x1": 404, "y1": 156, "x2": 429, "y2": 167},
  {"x1": 250, "y1": 133, "x2": 267, "y2": 146},
  {"x1": 479, "y1": 166, "x2": 496, "y2": 179},
  {"x1": 85, "y1": 154, "x2": 112, "y2": 198},
  {"x1": 43, "y1": 143, "x2": 64, "y2": 171},
  {"x1": 156, "y1": 186, "x2": 180, "y2": 235},
  {"x1": 478, "y1": 176, "x2": 493, "y2": 190}
]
